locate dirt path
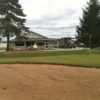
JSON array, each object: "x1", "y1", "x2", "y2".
[{"x1": 0, "y1": 64, "x2": 100, "y2": 100}]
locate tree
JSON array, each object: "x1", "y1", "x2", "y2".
[
  {"x1": 0, "y1": 0, "x2": 29, "y2": 51},
  {"x1": 0, "y1": 37, "x2": 2, "y2": 42},
  {"x1": 76, "y1": 0, "x2": 100, "y2": 48}
]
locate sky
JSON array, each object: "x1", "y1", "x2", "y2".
[{"x1": 19, "y1": 0, "x2": 89, "y2": 38}]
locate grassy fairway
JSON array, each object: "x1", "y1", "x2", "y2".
[{"x1": 0, "y1": 50, "x2": 100, "y2": 67}]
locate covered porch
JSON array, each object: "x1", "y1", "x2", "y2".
[{"x1": 10, "y1": 40, "x2": 49, "y2": 50}]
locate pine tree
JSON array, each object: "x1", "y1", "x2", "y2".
[
  {"x1": 76, "y1": 0, "x2": 100, "y2": 48},
  {"x1": 0, "y1": 0, "x2": 29, "y2": 51}
]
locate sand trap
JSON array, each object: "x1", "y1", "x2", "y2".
[{"x1": 0, "y1": 64, "x2": 100, "y2": 100}]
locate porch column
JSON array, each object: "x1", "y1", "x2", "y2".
[{"x1": 24, "y1": 42, "x2": 26, "y2": 47}]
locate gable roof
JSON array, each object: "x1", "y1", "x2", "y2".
[
  {"x1": 23, "y1": 31, "x2": 48, "y2": 39},
  {"x1": 11, "y1": 31, "x2": 51, "y2": 42}
]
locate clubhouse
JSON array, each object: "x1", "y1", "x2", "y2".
[{"x1": 10, "y1": 31, "x2": 51, "y2": 50}]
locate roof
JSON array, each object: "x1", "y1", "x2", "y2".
[
  {"x1": 11, "y1": 31, "x2": 51, "y2": 42},
  {"x1": 23, "y1": 31, "x2": 48, "y2": 39}
]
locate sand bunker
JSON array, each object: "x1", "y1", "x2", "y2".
[{"x1": 0, "y1": 64, "x2": 100, "y2": 100}]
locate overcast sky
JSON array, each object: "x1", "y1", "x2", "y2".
[{"x1": 19, "y1": 0, "x2": 89, "y2": 38}]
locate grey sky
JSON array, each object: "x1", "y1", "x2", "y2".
[{"x1": 19, "y1": 0, "x2": 89, "y2": 38}]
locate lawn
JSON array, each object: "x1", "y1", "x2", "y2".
[
  {"x1": 0, "y1": 47, "x2": 6, "y2": 50},
  {"x1": 0, "y1": 50, "x2": 100, "y2": 67}
]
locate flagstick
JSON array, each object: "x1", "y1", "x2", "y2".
[
  {"x1": 90, "y1": 37, "x2": 91, "y2": 56},
  {"x1": 89, "y1": 34, "x2": 92, "y2": 56}
]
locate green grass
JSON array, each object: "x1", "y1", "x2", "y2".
[
  {"x1": 0, "y1": 48, "x2": 6, "y2": 50},
  {"x1": 0, "y1": 50, "x2": 100, "y2": 68},
  {"x1": 3, "y1": 87, "x2": 7, "y2": 90}
]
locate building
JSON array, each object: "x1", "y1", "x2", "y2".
[
  {"x1": 10, "y1": 31, "x2": 51, "y2": 50},
  {"x1": 0, "y1": 42, "x2": 7, "y2": 48}
]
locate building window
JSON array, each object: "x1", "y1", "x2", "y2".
[
  {"x1": 37, "y1": 43, "x2": 44, "y2": 46},
  {"x1": 15, "y1": 42, "x2": 24, "y2": 46}
]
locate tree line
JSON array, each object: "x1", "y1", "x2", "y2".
[{"x1": 76, "y1": 0, "x2": 100, "y2": 48}]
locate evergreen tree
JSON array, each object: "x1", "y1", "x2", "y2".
[
  {"x1": 0, "y1": 0, "x2": 29, "y2": 51},
  {"x1": 76, "y1": 0, "x2": 100, "y2": 48},
  {"x1": 0, "y1": 37, "x2": 2, "y2": 42}
]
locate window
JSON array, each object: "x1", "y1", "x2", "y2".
[
  {"x1": 37, "y1": 43, "x2": 44, "y2": 46},
  {"x1": 15, "y1": 42, "x2": 24, "y2": 46}
]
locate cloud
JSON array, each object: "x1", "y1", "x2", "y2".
[{"x1": 19, "y1": 0, "x2": 87, "y2": 38}]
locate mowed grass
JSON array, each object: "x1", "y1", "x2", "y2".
[
  {"x1": 0, "y1": 50, "x2": 100, "y2": 67},
  {"x1": 0, "y1": 48, "x2": 6, "y2": 50}
]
